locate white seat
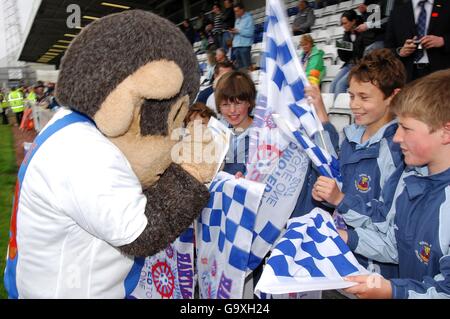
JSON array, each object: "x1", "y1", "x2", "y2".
[
  {"x1": 251, "y1": 42, "x2": 263, "y2": 52},
  {"x1": 321, "y1": 93, "x2": 335, "y2": 112},
  {"x1": 314, "y1": 8, "x2": 324, "y2": 18},
  {"x1": 251, "y1": 70, "x2": 260, "y2": 84},
  {"x1": 322, "y1": 64, "x2": 341, "y2": 82},
  {"x1": 352, "y1": 0, "x2": 364, "y2": 7},
  {"x1": 193, "y1": 41, "x2": 201, "y2": 50},
  {"x1": 330, "y1": 26, "x2": 344, "y2": 39},
  {"x1": 326, "y1": 14, "x2": 341, "y2": 27},
  {"x1": 337, "y1": 1, "x2": 353, "y2": 12},
  {"x1": 312, "y1": 16, "x2": 328, "y2": 30},
  {"x1": 322, "y1": 44, "x2": 338, "y2": 62},
  {"x1": 251, "y1": 52, "x2": 262, "y2": 68},
  {"x1": 292, "y1": 34, "x2": 302, "y2": 46},
  {"x1": 313, "y1": 29, "x2": 331, "y2": 43},
  {"x1": 321, "y1": 81, "x2": 332, "y2": 93},
  {"x1": 328, "y1": 113, "x2": 352, "y2": 145},
  {"x1": 333, "y1": 93, "x2": 351, "y2": 109},
  {"x1": 323, "y1": 4, "x2": 338, "y2": 16}
]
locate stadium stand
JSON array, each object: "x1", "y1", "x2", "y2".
[{"x1": 194, "y1": 0, "x2": 363, "y2": 135}]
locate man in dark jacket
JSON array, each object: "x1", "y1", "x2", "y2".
[
  {"x1": 180, "y1": 19, "x2": 196, "y2": 45},
  {"x1": 385, "y1": 0, "x2": 450, "y2": 81},
  {"x1": 292, "y1": 0, "x2": 316, "y2": 36}
]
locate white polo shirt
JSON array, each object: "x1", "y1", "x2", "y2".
[{"x1": 11, "y1": 108, "x2": 147, "y2": 298}]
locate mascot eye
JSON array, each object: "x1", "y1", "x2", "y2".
[{"x1": 140, "y1": 96, "x2": 179, "y2": 136}]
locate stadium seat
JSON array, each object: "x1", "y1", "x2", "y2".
[
  {"x1": 328, "y1": 93, "x2": 353, "y2": 143},
  {"x1": 337, "y1": 1, "x2": 353, "y2": 12},
  {"x1": 333, "y1": 93, "x2": 351, "y2": 109},
  {"x1": 312, "y1": 16, "x2": 328, "y2": 30},
  {"x1": 323, "y1": 4, "x2": 338, "y2": 16},
  {"x1": 313, "y1": 29, "x2": 331, "y2": 43},
  {"x1": 328, "y1": 113, "x2": 352, "y2": 144},
  {"x1": 314, "y1": 8, "x2": 324, "y2": 18},
  {"x1": 321, "y1": 93, "x2": 335, "y2": 112},
  {"x1": 330, "y1": 26, "x2": 344, "y2": 40},
  {"x1": 323, "y1": 64, "x2": 341, "y2": 80},
  {"x1": 322, "y1": 45, "x2": 338, "y2": 62},
  {"x1": 326, "y1": 14, "x2": 341, "y2": 27},
  {"x1": 251, "y1": 70, "x2": 260, "y2": 84}
]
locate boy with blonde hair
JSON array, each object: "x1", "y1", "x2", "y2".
[{"x1": 339, "y1": 69, "x2": 450, "y2": 298}]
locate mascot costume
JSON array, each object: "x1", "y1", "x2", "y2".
[{"x1": 4, "y1": 10, "x2": 216, "y2": 298}]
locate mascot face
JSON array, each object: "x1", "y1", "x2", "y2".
[
  {"x1": 55, "y1": 10, "x2": 199, "y2": 189},
  {"x1": 94, "y1": 60, "x2": 189, "y2": 187}
]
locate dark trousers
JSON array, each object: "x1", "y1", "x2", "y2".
[
  {"x1": 213, "y1": 32, "x2": 223, "y2": 51},
  {"x1": 233, "y1": 46, "x2": 252, "y2": 70},
  {"x1": 15, "y1": 111, "x2": 23, "y2": 126},
  {"x1": 1, "y1": 108, "x2": 8, "y2": 125}
]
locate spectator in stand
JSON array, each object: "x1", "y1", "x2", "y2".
[
  {"x1": 298, "y1": 34, "x2": 326, "y2": 83},
  {"x1": 354, "y1": 0, "x2": 399, "y2": 54},
  {"x1": 196, "y1": 60, "x2": 235, "y2": 110},
  {"x1": 206, "y1": 61, "x2": 235, "y2": 114},
  {"x1": 212, "y1": 3, "x2": 224, "y2": 50},
  {"x1": 205, "y1": 22, "x2": 216, "y2": 50},
  {"x1": 221, "y1": 0, "x2": 235, "y2": 53},
  {"x1": 292, "y1": 0, "x2": 316, "y2": 36},
  {"x1": 225, "y1": 38, "x2": 234, "y2": 62},
  {"x1": 330, "y1": 10, "x2": 365, "y2": 95},
  {"x1": 231, "y1": 3, "x2": 255, "y2": 70},
  {"x1": 205, "y1": 50, "x2": 217, "y2": 84},
  {"x1": 196, "y1": 31, "x2": 209, "y2": 54},
  {"x1": 180, "y1": 18, "x2": 196, "y2": 45},
  {"x1": 385, "y1": 0, "x2": 450, "y2": 82},
  {"x1": 357, "y1": 2, "x2": 371, "y2": 21},
  {"x1": 194, "y1": 10, "x2": 212, "y2": 35},
  {"x1": 215, "y1": 47, "x2": 228, "y2": 63}
]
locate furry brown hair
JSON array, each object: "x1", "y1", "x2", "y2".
[
  {"x1": 56, "y1": 10, "x2": 200, "y2": 136},
  {"x1": 119, "y1": 163, "x2": 210, "y2": 257}
]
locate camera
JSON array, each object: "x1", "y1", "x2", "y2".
[{"x1": 414, "y1": 39, "x2": 423, "y2": 49}]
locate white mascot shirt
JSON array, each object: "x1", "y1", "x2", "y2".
[{"x1": 5, "y1": 108, "x2": 148, "y2": 298}]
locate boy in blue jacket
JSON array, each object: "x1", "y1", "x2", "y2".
[
  {"x1": 338, "y1": 69, "x2": 450, "y2": 299},
  {"x1": 312, "y1": 49, "x2": 406, "y2": 278}
]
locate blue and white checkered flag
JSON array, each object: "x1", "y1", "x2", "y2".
[
  {"x1": 196, "y1": 172, "x2": 265, "y2": 299},
  {"x1": 255, "y1": 208, "x2": 368, "y2": 296},
  {"x1": 253, "y1": 0, "x2": 323, "y2": 137},
  {"x1": 246, "y1": 0, "x2": 341, "y2": 276}
]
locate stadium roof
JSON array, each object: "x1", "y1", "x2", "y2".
[{"x1": 19, "y1": 0, "x2": 213, "y2": 67}]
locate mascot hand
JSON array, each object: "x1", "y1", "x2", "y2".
[{"x1": 176, "y1": 120, "x2": 218, "y2": 184}]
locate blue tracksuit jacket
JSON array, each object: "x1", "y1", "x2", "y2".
[
  {"x1": 342, "y1": 166, "x2": 450, "y2": 298},
  {"x1": 336, "y1": 120, "x2": 404, "y2": 278},
  {"x1": 291, "y1": 122, "x2": 340, "y2": 217}
]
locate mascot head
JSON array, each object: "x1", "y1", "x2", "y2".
[{"x1": 56, "y1": 10, "x2": 200, "y2": 188}]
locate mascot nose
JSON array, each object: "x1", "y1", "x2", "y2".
[{"x1": 94, "y1": 60, "x2": 184, "y2": 138}]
